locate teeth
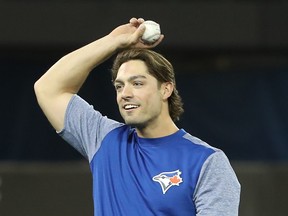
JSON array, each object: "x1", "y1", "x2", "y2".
[{"x1": 124, "y1": 104, "x2": 139, "y2": 110}]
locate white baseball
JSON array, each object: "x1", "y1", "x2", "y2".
[{"x1": 141, "y1": 20, "x2": 161, "y2": 44}]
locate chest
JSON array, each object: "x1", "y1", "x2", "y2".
[{"x1": 90, "y1": 136, "x2": 203, "y2": 215}]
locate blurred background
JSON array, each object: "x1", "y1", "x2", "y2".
[{"x1": 0, "y1": 0, "x2": 288, "y2": 215}]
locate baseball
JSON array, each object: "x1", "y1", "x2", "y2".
[{"x1": 141, "y1": 20, "x2": 161, "y2": 44}]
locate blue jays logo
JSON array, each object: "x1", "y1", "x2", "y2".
[{"x1": 152, "y1": 170, "x2": 183, "y2": 194}]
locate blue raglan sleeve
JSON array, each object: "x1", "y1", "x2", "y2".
[
  {"x1": 58, "y1": 94, "x2": 123, "y2": 162},
  {"x1": 193, "y1": 150, "x2": 241, "y2": 216}
]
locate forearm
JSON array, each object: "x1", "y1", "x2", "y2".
[
  {"x1": 34, "y1": 35, "x2": 118, "y2": 97},
  {"x1": 34, "y1": 34, "x2": 120, "y2": 131}
]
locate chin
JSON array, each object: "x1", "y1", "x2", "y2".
[{"x1": 124, "y1": 119, "x2": 146, "y2": 128}]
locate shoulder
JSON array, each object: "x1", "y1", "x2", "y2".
[
  {"x1": 181, "y1": 131, "x2": 236, "y2": 176},
  {"x1": 66, "y1": 94, "x2": 122, "y2": 128},
  {"x1": 181, "y1": 130, "x2": 217, "y2": 150},
  {"x1": 179, "y1": 130, "x2": 218, "y2": 159}
]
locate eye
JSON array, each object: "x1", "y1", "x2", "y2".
[
  {"x1": 115, "y1": 84, "x2": 123, "y2": 91},
  {"x1": 133, "y1": 81, "x2": 143, "y2": 87}
]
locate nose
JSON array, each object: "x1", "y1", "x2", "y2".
[{"x1": 121, "y1": 85, "x2": 133, "y2": 99}]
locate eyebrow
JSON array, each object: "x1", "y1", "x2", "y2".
[{"x1": 114, "y1": 75, "x2": 147, "y2": 84}]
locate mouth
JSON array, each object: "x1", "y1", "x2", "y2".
[{"x1": 123, "y1": 104, "x2": 140, "y2": 111}]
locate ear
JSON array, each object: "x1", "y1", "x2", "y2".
[{"x1": 161, "y1": 82, "x2": 174, "y2": 100}]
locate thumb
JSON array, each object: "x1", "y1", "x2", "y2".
[{"x1": 132, "y1": 24, "x2": 146, "y2": 40}]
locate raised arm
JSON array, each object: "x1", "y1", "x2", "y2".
[{"x1": 34, "y1": 18, "x2": 163, "y2": 132}]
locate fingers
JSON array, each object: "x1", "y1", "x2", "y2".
[
  {"x1": 129, "y1": 17, "x2": 145, "y2": 27},
  {"x1": 127, "y1": 17, "x2": 164, "y2": 48},
  {"x1": 128, "y1": 24, "x2": 146, "y2": 45},
  {"x1": 129, "y1": 17, "x2": 137, "y2": 24},
  {"x1": 137, "y1": 18, "x2": 144, "y2": 23}
]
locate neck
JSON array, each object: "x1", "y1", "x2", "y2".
[{"x1": 135, "y1": 118, "x2": 179, "y2": 138}]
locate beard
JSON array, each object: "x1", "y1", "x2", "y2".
[
  {"x1": 122, "y1": 112, "x2": 160, "y2": 130},
  {"x1": 123, "y1": 116, "x2": 146, "y2": 128}
]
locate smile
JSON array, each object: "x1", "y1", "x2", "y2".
[{"x1": 123, "y1": 104, "x2": 140, "y2": 110}]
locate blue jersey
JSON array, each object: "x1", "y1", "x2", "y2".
[{"x1": 60, "y1": 95, "x2": 240, "y2": 216}]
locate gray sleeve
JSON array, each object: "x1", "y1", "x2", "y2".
[
  {"x1": 193, "y1": 150, "x2": 241, "y2": 216},
  {"x1": 58, "y1": 95, "x2": 123, "y2": 162}
]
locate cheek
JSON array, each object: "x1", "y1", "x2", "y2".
[
  {"x1": 116, "y1": 93, "x2": 121, "y2": 105},
  {"x1": 144, "y1": 91, "x2": 162, "y2": 106}
]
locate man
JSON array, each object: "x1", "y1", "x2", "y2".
[{"x1": 34, "y1": 18, "x2": 240, "y2": 215}]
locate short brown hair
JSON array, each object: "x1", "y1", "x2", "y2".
[{"x1": 111, "y1": 49, "x2": 184, "y2": 122}]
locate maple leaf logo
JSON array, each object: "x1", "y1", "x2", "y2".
[{"x1": 152, "y1": 170, "x2": 183, "y2": 194}]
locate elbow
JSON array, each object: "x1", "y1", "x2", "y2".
[
  {"x1": 34, "y1": 79, "x2": 43, "y2": 100},
  {"x1": 34, "y1": 78, "x2": 50, "y2": 104}
]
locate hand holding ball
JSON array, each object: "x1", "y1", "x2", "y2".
[{"x1": 141, "y1": 20, "x2": 161, "y2": 44}]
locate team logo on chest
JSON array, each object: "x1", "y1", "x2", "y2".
[{"x1": 152, "y1": 170, "x2": 183, "y2": 194}]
